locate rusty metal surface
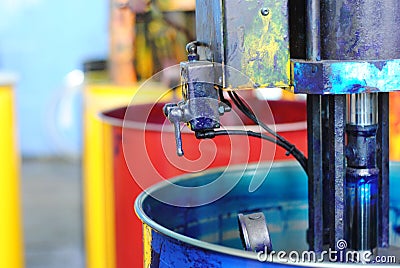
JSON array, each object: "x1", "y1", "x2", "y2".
[
  {"x1": 224, "y1": 0, "x2": 290, "y2": 89},
  {"x1": 196, "y1": 0, "x2": 290, "y2": 89},
  {"x1": 307, "y1": 95, "x2": 324, "y2": 253},
  {"x1": 321, "y1": 0, "x2": 400, "y2": 60},
  {"x1": 196, "y1": 0, "x2": 224, "y2": 64},
  {"x1": 328, "y1": 95, "x2": 346, "y2": 254},
  {"x1": 377, "y1": 93, "x2": 390, "y2": 248}
]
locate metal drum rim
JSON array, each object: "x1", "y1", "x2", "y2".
[
  {"x1": 135, "y1": 161, "x2": 400, "y2": 267},
  {"x1": 99, "y1": 103, "x2": 307, "y2": 133}
]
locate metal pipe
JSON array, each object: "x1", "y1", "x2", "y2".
[
  {"x1": 306, "y1": 0, "x2": 324, "y2": 253},
  {"x1": 346, "y1": 168, "x2": 378, "y2": 251},
  {"x1": 348, "y1": 93, "x2": 378, "y2": 126},
  {"x1": 306, "y1": 0, "x2": 320, "y2": 61},
  {"x1": 346, "y1": 93, "x2": 379, "y2": 251}
]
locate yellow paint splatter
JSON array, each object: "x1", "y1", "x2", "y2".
[
  {"x1": 143, "y1": 224, "x2": 152, "y2": 267},
  {"x1": 242, "y1": 1, "x2": 290, "y2": 88}
]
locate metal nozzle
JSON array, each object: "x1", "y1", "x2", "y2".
[{"x1": 172, "y1": 121, "x2": 184, "y2": 156}]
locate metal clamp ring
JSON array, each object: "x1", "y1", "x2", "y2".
[{"x1": 238, "y1": 212, "x2": 273, "y2": 253}]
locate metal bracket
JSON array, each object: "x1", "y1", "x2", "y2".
[{"x1": 292, "y1": 59, "x2": 400, "y2": 94}]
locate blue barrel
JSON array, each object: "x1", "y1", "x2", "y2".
[{"x1": 135, "y1": 162, "x2": 400, "y2": 267}]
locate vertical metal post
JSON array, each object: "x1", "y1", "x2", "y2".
[
  {"x1": 321, "y1": 96, "x2": 330, "y2": 244},
  {"x1": 319, "y1": 0, "x2": 397, "y2": 251},
  {"x1": 307, "y1": 95, "x2": 323, "y2": 252},
  {"x1": 377, "y1": 92, "x2": 390, "y2": 248},
  {"x1": 306, "y1": 0, "x2": 320, "y2": 61},
  {"x1": 328, "y1": 95, "x2": 346, "y2": 252},
  {"x1": 306, "y1": 0, "x2": 323, "y2": 252}
]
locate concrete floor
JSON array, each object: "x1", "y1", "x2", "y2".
[{"x1": 22, "y1": 158, "x2": 84, "y2": 268}]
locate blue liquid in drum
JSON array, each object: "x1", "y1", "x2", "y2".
[
  {"x1": 174, "y1": 200, "x2": 309, "y2": 252},
  {"x1": 137, "y1": 162, "x2": 400, "y2": 267}
]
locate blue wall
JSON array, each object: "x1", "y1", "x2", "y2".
[{"x1": 0, "y1": 0, "x2": 108, "y2": 156}]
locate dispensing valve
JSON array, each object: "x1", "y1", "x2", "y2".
[
  {"x1": 163, "y1": 103, "x2": 185, "y2": 156},
  {"x1": 163, "y1": 42, "x2": 230, "y2": 156}
]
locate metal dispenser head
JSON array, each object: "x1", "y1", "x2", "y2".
[{"x1": 163, "y1": 42, "x2": 229, "y2": 156}]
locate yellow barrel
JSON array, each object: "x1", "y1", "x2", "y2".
[
  {"x1": 83, "y1": 83, "x2": 168, "y2": 268},
  {"x1": 0, "y1": 74, "x2": 24, "y2": 268}
]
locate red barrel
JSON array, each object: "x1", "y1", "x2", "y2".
[{"x1": 101, "y1": 98, "x2": 307, "y2": 268}]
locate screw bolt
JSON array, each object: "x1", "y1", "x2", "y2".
[{"x1": 261, "y1": 8, "x2": 269, "y2": 16}]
